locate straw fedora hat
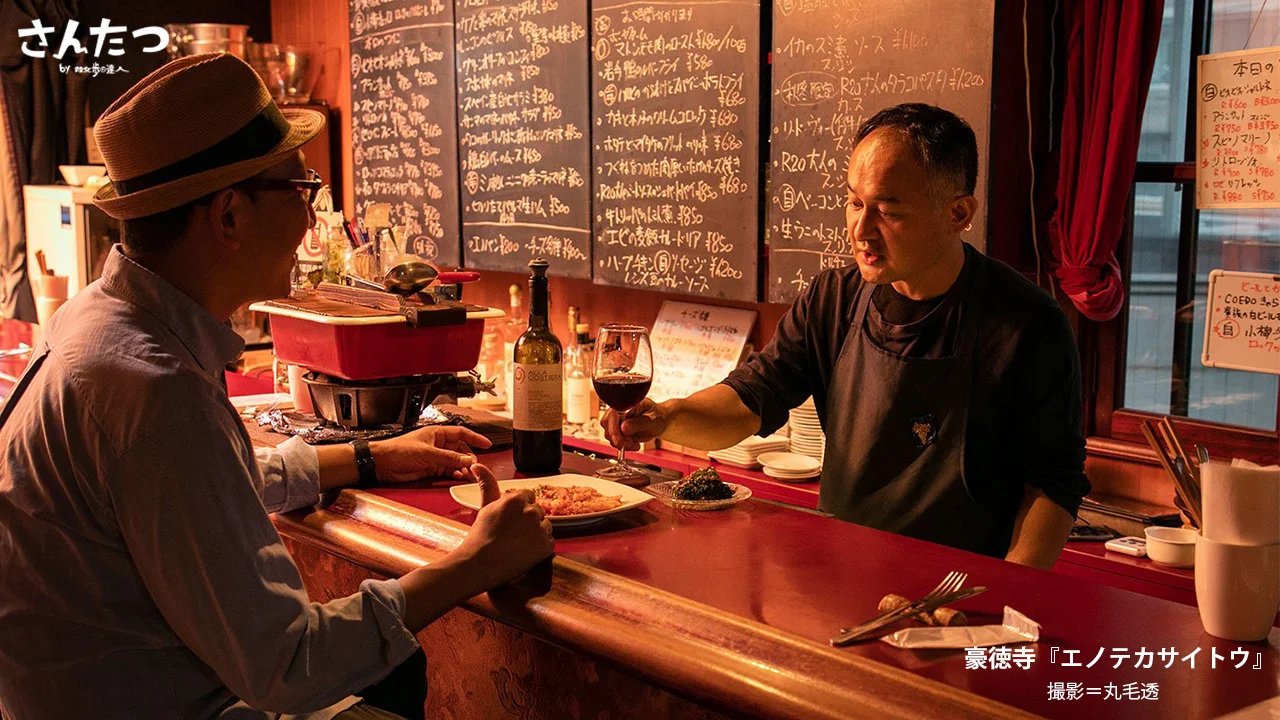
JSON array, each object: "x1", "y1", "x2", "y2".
[{"x1": 93, "y1": 53, "x2": 325, "y2": 220}]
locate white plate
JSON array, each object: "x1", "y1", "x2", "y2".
[
  {"x1": 647, "y1": 481, "x2": 752, "y2": 510},
  {"x1": 764, "y1": 467, "x2": 821, "y2": 482},
  {"x1": 758, "y1": 452, "x2": 822, "y2": 472},
  {"x1": 449, "y1": 474, "x2": 655, "y2": 526},
  {"x1": 707, "y1": 456, "x2": 761, "y2": 470}
]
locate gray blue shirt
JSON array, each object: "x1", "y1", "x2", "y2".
[{"x1": 0, "y1": 248, "x2": 418, "y2": 718}]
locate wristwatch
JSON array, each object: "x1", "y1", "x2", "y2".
[{"x1": 351, "y1": 439, "x2": 378, "y2": 488}]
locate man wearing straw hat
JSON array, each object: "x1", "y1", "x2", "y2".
[{"x1": 0, "y1": 54, "x2": 553, "y2": 719}]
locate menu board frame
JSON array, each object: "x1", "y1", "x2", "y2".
[
  {"x1": 1196, "y1": 46, "x2": 1280, "y2": 210},
  {"x1": 1201, "y1": 269, "x2": 1280, "y2": 374},
  {"x1": 349, "y1": 0, "x2": 462, "y2": 266},
  {"x1": 454, "y1": 0, "x2": 593, "y2": 278},
  {"x1": 765, "y1": 0, "x2": 995, "y2": 303},
  {"x1": 589, "y1": 0, "x2": 763, "y2": 302}
]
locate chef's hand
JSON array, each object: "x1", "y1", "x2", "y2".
[
  {"x1": 371, "y1": 426, "x2": 493, "y2": 482},
  {"x1": 602, "y1": 398, "x2": 668, "y2": 451},
  {"x1": 453, "y1": 464, "x2": 554, "y2": 590}
]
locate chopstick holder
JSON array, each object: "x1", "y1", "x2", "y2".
[{"x1": 1141, "y1": 420, "x2": 1203, "y2": 529}]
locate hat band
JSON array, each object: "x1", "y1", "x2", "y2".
[{"x1": 110, "y1": 108, "x2": 292, "y2": 197}]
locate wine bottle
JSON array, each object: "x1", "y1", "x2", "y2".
[
  {"x1": 566, "y1": 323, "x2": 594, "y2": 426},
  {"x1": 502, "y1": 284, "x2": 526, "y2": 409},
  {"x1": 563, "y1": 305, "x2": 580, "y2": 413},
  {"x1": 512, "y1": 259, "x2": 563, "y2": 473}
]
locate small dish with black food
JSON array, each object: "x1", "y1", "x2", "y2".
[{"x1": 647, "y1": 467, "x2": 752, "y2": 511}]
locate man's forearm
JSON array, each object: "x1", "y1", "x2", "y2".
[
  {"x1": 1004, "y1": 487, "x2": 1074, "y2": 570},
  {"x1": 397, "y1": 552, "x2": 488, "y2": 632},
  {"x1": 315, "y1": 443, "x2": 359, "y2": 492},
  {"x1": 659, "y1": 385, "x2": 762, "y2": 451}
]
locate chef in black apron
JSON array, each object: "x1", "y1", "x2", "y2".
[{"x1": 605, "y1": 103, "x2": 1089, "y2": 568}]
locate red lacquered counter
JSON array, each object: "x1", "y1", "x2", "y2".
[{"x1": 264, "y1": 436, "x2": 1279, "y2": 720}]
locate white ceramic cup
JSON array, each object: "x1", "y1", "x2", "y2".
[
  {"x1": 1201, "y1": 461, "x2": 1280, "y2": 546},
  {"x1": 286, "y1": 363, "x2": 314, "y2": 414},
  {"x1": 1194, "y1": 534, "x2": 1280, "y2": 642}
]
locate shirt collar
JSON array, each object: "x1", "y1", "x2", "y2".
[{"x1": 99, "y1": 246, "x2": 246, "y2": 376}]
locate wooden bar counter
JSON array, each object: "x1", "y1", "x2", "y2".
[{"x1": 252, "y1": 427, "x2": 1280, "y2": 720}]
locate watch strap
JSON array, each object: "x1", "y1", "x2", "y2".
[{"x1": 352, "y1": 438, "x2": 377, "y2": 488}]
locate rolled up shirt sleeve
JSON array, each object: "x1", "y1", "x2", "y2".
[
  {"x1": 1011, "y1": 307, "x2": 1091, "y2": 518},
  {"x1": 721, "y1": 278, "x2": 820, "y2": 437},
  {"x1": 107, "y1": 408, "x2": 419, "y2": 714},
  {"x1": 255, "y1": 436, "x2": 322, "y2": 514}
]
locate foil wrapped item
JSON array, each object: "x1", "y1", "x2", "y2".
[
  {"x1": 255, "y1": 405, "x2": 466, "y2": 444},
  {"x1": 880, "y1": 606, "x2": 1041, "y2": 650}
]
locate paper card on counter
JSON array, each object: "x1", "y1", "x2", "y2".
[{"x1": 880, "y1": 606, "x2": 1040, "y2": 650}]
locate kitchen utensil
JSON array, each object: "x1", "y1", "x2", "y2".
[
  {"x1": 1141, "y1": 420, "x2": 1202, "y2": 528},
  {"x1": 830, "y1": 571, "x2": 965, "y2": 646},
  {"x1": 165, "y1": 23, "x2": 252, "y2": 60},
  {"x1": 832, "y1": 584, "x2": 987, "y2": 647}
]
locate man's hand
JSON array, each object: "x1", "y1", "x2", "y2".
[
  {"x1": 602, "y1": 398, "x2": 669, "y2": 451},
  {"x1": 452, "y1": 464, "x2": 555, "y2": 591},
  {"x1": 398, "y1": 463, "x2": 554, "y2": 629},
  {"x1": 372, "y1": 426, "x2": 493, "y2": 482}
]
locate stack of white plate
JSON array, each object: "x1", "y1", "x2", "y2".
[
  {"x1": 788, "y1": 398, "x2": 825, "y2": 462},
  {"x1": 708, "y1": 434, "x2": 789, "y2": 469},
  {"x1": 758, "y1": 452, "x2": 822, "y2": 482}
]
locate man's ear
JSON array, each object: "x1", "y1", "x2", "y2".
[
  {"x1": 949, "y1": 194, "x2": 978, "y2": 233},
  {"x1": 201, "y1": 188, "x2": 244, "y2": 251}
]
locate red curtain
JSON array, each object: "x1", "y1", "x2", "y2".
[{"x1": 1049, "y1": 0, "x2": 1166, "y2": 322}]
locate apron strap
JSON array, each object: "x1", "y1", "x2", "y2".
[{"x1": 0, "y1": 346, "x2": 50, "y2": 430}]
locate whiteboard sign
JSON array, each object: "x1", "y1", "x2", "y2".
[
  {"x1": 649, "y1": 301, "x2": 757, "y2": 403},
  {"x1": 1197, "y1": 47, "x2": 1280, "y2": 209},
  {"x1": 1202, "y1": 270, "x2": 1280, "y2": 374}
]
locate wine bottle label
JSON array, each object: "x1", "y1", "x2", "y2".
[
  {"x1": 513, "y1": 363, "x2": 563, "y2": 431},
  {"x1": 567, "y1": 376, "x2": 593, "y2": 424}
]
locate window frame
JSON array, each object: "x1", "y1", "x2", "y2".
[{"x1": 1088, "y1": 0, "x2": 1280, "y2": 462}]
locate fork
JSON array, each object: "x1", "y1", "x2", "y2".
[{"x1": 831, "y1": 571, "x2": 967, "y2": 645}]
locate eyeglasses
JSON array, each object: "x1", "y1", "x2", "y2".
[{"x1": 237, "y1": 169, "x2": 322, "y2": 205}]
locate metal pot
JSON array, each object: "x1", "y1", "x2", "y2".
[
  {"x1": 166, "y1": 24, "x2": 252, "y2": 61},
  {"x1": 302, "y1": 372, "x2": 489, "y2": 429}
]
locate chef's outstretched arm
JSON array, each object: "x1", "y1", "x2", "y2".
[
  {"x1": 1004, "y1": 485, "x2": 1075, "y2": 570},
  {"x1": 602, "y1": 384, "x2": 762, "y2": 452}
]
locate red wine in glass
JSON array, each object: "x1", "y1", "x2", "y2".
[
  {"x1": 593, "y1": 324, "x2": 653, "y2": 484},
  {"x1": 593, "y1": 373, "x2": 652, "y2": 413}
]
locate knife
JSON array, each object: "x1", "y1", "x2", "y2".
[{"x1": 831, "y1": 586, "x2": 989, "y2": 647}]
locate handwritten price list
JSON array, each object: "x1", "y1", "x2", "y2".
[
  {"x1": 349, "y1": 0, "x2": 460, "y2": 264},
  {"x1": 1203, "y1": 270, "x2": 1280, "y2": 374},
  {"x1": 455, "y1": 0, "x2": 592, "y2": 277},
  {"x1": 1197, "y1": 47, "x2": 1280, "y2": 209},
  {"x1": 767, "y1": 0, "x2": 994, "y2": 302},
  {"x1": 590, "y1": 0, "x2": 761, "y2": 301}
]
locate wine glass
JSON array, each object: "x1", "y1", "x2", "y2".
[{"x1": 593, "y1": 324, "x2": 653, "y2": 484}]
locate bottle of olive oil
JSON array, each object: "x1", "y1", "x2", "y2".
[{"x1": 512, "y1": 259, "x2": 563, "y2": 473}]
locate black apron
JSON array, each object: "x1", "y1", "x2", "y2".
[{"x1": 819, "y1": 275, "x2": 1005, "y2": 556}]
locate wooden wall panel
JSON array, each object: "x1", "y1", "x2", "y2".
[{"x1": 271, "y1": 0, "x2": 354, "y2": 215}]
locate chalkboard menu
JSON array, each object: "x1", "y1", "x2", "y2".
[
  {"x1": 767, "y1": 0, "x2": 995, "y2": 303},
  {"x1": 349, "y1": 0, "x2": 461, "y2": 266},
  {"x1": 1196, "y1": 47, "x2": 1280, "y2": 209},
  {"x1": 591, "y1": 0, "x2": 761, "y2": 301},
  {"x1": 455, "y1": 0, "x2": 592, "y2": 277}
]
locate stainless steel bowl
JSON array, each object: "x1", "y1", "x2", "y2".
[{"x1": 166, "y1": 24, "x2": 252, "y2": 60}]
